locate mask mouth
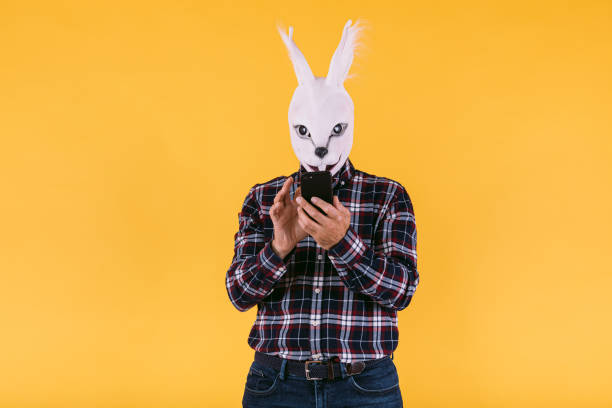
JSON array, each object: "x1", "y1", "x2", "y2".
[{"x1": 318, "y1": 156, "x2": 341, "y2": 172}]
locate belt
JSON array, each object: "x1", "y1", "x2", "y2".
[{"x1": 254, "y1": 351, "x2": 390, "y2": 381}]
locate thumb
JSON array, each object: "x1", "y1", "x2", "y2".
[
  {"x1": 334, "y1": 196, "x2": 348, "y2": 214},
  {"x1": 333, "y1": 195, "x2": 342, "y2": 209}
]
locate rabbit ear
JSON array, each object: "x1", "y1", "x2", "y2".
[
  {"x1": 325, "y1": 19, "x2": 366, "y2": 87},
  {"x1": 277, "y1": 23, "x2": 315, "y2": 86}
]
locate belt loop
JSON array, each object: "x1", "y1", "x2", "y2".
[
  {"x1": 279, "y1": 357, "x2": 287, "y2": 381},
  {"x1": 328, "y1": 355, "x2": 339, "y2": 380},
  {"x1": 338, "y1": 358, "x2": 348, "y2": 380}
]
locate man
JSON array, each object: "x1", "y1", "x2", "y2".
[{"x1": 226, "y1": 19, "x2": 419, "y2": 408}]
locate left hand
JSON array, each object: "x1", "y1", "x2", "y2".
[{"x1": 295, "y1": 195, "x2": 351, "y2": 250}]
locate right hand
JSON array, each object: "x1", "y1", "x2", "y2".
[{"x1": 270, "y1": 176, "x2": 307, "y2": 258}]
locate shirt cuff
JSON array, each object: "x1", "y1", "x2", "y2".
[
  {"x1": 327, "y1": 225, "x2": 367, "y2": 270},
  {"x1": 258, "y1": 240, "x2": 289, "y2": 283}
]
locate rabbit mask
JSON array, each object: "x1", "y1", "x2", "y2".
[{"x1": 277, "y1": 19, "x2": 365, "y2": 176}]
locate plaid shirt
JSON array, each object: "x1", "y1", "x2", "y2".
[{"x1": 225, "y1": 158, "x2": 419, "y2": 363}]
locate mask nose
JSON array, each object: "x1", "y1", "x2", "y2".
[{"x1": 314, "y1": 147, "x2": 328, "y2": 158}]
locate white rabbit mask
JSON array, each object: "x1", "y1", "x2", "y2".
[{"x1": 277, "y1": 19, "x2": 365, "y2": 177}]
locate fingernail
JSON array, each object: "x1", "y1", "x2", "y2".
[{"x1": 311, "y1": 197, "x2": 318, "y2": 202}]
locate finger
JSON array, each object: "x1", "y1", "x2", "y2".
[
  {"x1": 296, "y1": 209, "x2": 309, "y2": 233},
  {"x1": 273, "y1": 198, "x2": 285, "y2": 212},
  {"x1": 334, "y1": 195, "x2": 350, "y2": 216},
  {"x1": 297, "y1": 206, "x2": 318, "y2": 234},
  {"x1": 291, "y1": 186, "x2": 301, "y2": 207},
  {"x1": 275, "y1": 176, "x2": 292, "y2": 204},
  {"x1": 281, "y1": 176, "x2": 293, "y2": 200},
  {"x1": 275, "y1": 201, "x2": 284, "y2": 213},
  {"x1": 281, "y1": 177, "x2": 292, "y2": 200},
  {"x1": 332, "y1": 196, "x2": 346, "y2": 213},
  {"x1": 310, "y1": 196, "x2": 341, "y2": 220},
  {"x1": 297, "y1": 196, "x2": 328, "y2": 225},
  {"x1": 274, "y1": 189, "x2": 283, "y2": 204},
  {"x1": 282, "y1": 176, "x2": 293, "y2": 206}
]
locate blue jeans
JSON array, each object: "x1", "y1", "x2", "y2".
[{"x1": 242, "y1": 353, "x2": 403, "y2": 408}]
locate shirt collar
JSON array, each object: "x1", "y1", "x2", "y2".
[{"x1": 295, "y1": 157, "x2": 355, "y2": 191}]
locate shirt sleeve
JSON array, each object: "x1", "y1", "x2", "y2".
[
  {"x1": 225, "y1": 185, "x2": 290, "y2": 312},
  {"x1": 327, "y1": 184, "x2": 419, "y2": 311}
]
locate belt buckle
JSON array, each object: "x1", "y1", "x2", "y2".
[{"x1": 304, "y1": 360, "x2": 326, "y2": 380}]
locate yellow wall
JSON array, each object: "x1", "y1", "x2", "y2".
[{"x1": 1, "y1": 1, "x2": 610, "y2": 407}]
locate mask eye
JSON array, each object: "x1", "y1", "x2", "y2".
[
  {"x1": 293, "y1": 124, "x2": 311, "y2": 139},
  {"x1": 331, "y1": 122, "x2": 348, "y2": 136}
]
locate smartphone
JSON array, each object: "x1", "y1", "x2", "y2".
[{"x1": 300, "y1": 170, "x2": 333, "y2": 222}]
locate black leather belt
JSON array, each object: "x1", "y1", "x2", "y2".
[{"x1": 254, "y1": 351, "x2": 390, "y2": 381}]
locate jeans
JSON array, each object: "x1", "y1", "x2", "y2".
[{"x1": 242, "y1": 353, "x2": 403, "y2": 408}]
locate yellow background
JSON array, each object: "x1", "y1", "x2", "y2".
[{"x1": 1, "y1": 1, "x2": 611, "y2": 407}]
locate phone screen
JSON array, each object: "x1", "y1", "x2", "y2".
[{"x1": 300, "y1": 170, "x2": 333, "y2": 220}]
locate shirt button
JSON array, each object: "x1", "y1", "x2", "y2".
[
  {"x1": 314, "y1": 288, "x2": 321, "y2": 294},
  {"x1": 312, "y1": 321, "x2": 319, "y2": 326},
  {"x1": 312, "y1": 353, "x2": 322, "y2": 359},
  {"x1": 340, "y1": 181, "x2": 345, "y2": 185},
  {"x1": 317, "y1": 254, "x2": 322, "y2": 260}
]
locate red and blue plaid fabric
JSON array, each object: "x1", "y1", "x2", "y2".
[{"x1": 226, "y1": 158, "x2": 419, "y2": 362}]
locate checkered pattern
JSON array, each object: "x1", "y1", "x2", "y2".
[{"x1": 226, "y1": 158, "x2": 419, "y2": 363}]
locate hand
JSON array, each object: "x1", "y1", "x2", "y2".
[
  {"x1": 295, "y1": 195, "x2": 351, "y2": 251},
  {"x1": 270, "y1": 176, "x2": 308, "y2": 258}
]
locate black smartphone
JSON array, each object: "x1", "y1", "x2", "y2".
[{"x1": 300, "y1": 170, "x2": 333, "y2": 222}]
